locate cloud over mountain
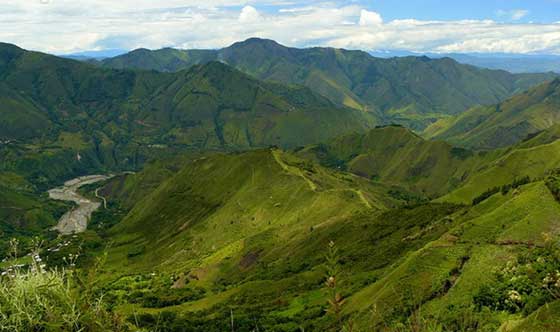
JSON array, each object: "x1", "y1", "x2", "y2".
[{"x1": 0, "y1": 0, "x2": 559, "y2": 54}]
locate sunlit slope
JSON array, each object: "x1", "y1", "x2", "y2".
[
  {"x1": 298, "y1": 125, "x2": 560, "y2": 203},
  {"x1": 346, "y1": 181, "x2": 560, "y2": 330},
  {"x1": 296, "y1": 125, "x2": 497, "y2": 198},
  {"x1": 441, "y1": 138, "x2": 560, "y2": 204},
  {"x1": 99, "y1": 150, "x2": 464, "y2": 330},
  {"x1": 106, "y1": 149, "x2": 396, "y2": 272},
  {"x1": 426, "y1": 78, "x2": 560, "y2": 149}
]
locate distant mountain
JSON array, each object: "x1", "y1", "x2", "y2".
[
  {"x1": 371, "y1": 51, "x2": 560, "y2": 74},
  {"x1": 100, "y1": 38, "x2": 558, "y2": 130},
  {"x1": 446, "y1": 53, "x2": 560, "y2": 74},
  {"x1": 61, "y1": 49, "x2": 128, "y2": 60},
  {"x1": 425, "y1": 78, "x2": 560, "y2": 149}
]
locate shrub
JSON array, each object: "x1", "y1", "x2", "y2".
[
  {"x1": 473, "y1": 176, "x2": 532, "y2": 205},
  {"x1": 472, "y1": 187, "x2": 500, "y2": 205},
  {"x1": 474, "y1": 233, "x2": 560, "y2": 315},
  {"x1": 0, "y1": 239, "x2": 127, "y2": 331},
  {"x1": 545, "y1": 170, "x2": 560, "y2": 202}
]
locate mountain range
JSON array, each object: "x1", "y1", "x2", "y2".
[
  {"x1": 99, "y1": 38, "x2": 557, "y2": 130},
  {"x1": 370, "y1": 51, "x2": 560, "y2": 74}
]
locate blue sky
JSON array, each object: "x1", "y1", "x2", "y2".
[
  {"x1": 354, "y1": 0, "x2": 560, "y2": 23},
  {"x1": 0, "y1": 0, "x2": 558, "y2": 54}
]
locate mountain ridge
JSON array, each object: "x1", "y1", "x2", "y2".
[
  {"x1": 99, "y1": 38, "x2": 558, "y2": 129},
  {"x1": 425, "y1": 78, "x2": 560, "y2": 149}
]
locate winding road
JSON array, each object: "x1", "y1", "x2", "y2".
[{"x1": 48, "y1": 174, "x2": 113, "y2": 235}]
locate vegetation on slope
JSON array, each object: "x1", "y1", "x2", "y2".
[
  {"x1": 3, "y1": 141, "x2": 560, "y2": 331},
  {"x1": 2, "y1": 38, "x2": 560, "y2": 332},
  {"x1": 63, "y1": 149, "x2": 462, "y2": 330},
  {"x1": 297, "y1": 125, "x2": 560, "y2": 205},
  {"x1": 0, "y1": 239, "x2": 127, "y2": 331},
  {"x1": 425, "y1": 78, "x2": 560, "y2": 149},
  {"x1": 346, "y1": 179, "x2": 560, "y2": 331}
]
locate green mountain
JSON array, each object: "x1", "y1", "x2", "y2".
[
  {"x1": 296, "y1": 125, "x2": 560, "y2": 204},
  {"x1": 3, "y1": 120, "x2": 560, "y2": 331},
  {"x1": 0, "y1": 42, "x2": 376, "y2": 186},
  {"x1": 425, "y1": 78, "x2": 560, "y2": 149},
  {"x1": 101, "y1": 38, "x2": 557, "y2": 130},
  {"x1": 95, "y1": 149, "x2": 463, "y2": 330},
  {"x1": 0, "y1": 41, "x2": 376, "y2": 262},
  {"x1": 84, "y1": 143, "x2": 560, "y2": 331},
  {"x1": 0, "y1": 42, "x2": 374, "y2": 148}
]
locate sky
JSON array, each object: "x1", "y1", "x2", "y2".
[{"x1": 1, "y1": 0, "x2": 559, "y2": 55}]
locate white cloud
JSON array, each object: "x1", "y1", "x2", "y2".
[
  {"x1": 239, "y1": 5, "x2": 262, "y2": 23},
  {"x1": 511, "y1": 10, "x2": 529, "y2": 20},
  {"x1": 0, "y1": 1, "x2": 558, "y2": 55},
  {"x1": 497, "y1": 9, "x2": 529, "y2": 21},
  {"x1": 359, "y1": 9, "x2": 382, "y2": 26}
]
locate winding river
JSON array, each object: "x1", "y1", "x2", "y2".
[{"x1": 48, "y1": 174, "x2": 113, "y2": 235}]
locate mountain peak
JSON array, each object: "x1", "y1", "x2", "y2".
[{"x1": 228, "y1": 37, "x2": 287, "y2": 51}]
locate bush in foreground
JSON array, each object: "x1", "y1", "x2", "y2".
[{"x1": 0, "y1": 239, "x2": 126, "y2": 332}]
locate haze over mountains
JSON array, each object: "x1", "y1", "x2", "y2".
[
  {"x1": 370, "y1": 51, "x2": 560, "y2": 74},
  {"x1": 2, "y1": 37, "x2": 560, "y2": 332}
]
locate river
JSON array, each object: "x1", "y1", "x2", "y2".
[{"x1": 48, "y1": 174, "x2": 114, "y2": 235}]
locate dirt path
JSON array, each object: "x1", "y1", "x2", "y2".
[
  {"x1": 95, "y1": 187, "x2": 108, "y2": 209},
  {"x1": 272, "y1": 150, "x2": 317, "y2": 191},
  {"x1": 272, "y1": 150, "x2": 373, "y2": 209}
]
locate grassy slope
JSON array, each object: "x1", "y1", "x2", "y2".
[
  {"x1": 425, "y1": 78, "x2": 560, "y2": 149},
  {"x1": 441, "y1": 138, "x2": 560, "y2": 204},
  {"x1": 298, "y1": 125, "x2": 560, "y2": 204},
  {"x1": 346, "y1": 181, "x2": 560, "y2": 330},
  {"x1": 94, "y1": 146, "x2": 560, "y2": 331},
  {"x1": 101, "y1": 38, "x2": 557, "y2": 130},
  {"x1": 503, "y1": 300, "x2": 560, "y2": 332},
  {"x1": 296, "y1": 125, "x2": 496, "y2": 198},
  {"x1": 106, "y1": 149, "x2": 397, "y2": 273},
  {"x1": 95, "y1": 149, "x2": 469, "y2": 329}
]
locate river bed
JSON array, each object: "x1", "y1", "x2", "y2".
[{"x1": 48, "y1": 174, "x2": 113, "y2": 235}]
